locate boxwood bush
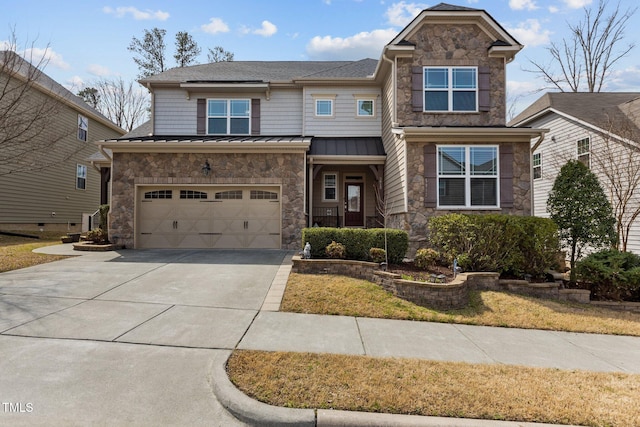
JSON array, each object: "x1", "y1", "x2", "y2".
[
  {"x1": 575, "y1": 249, "x2": 640, "y2": 301},
  {"x1": 301, "y1": 227, "x2": 408, "y2": 264},
  {"x1": 427, "y1": 214, "x2": 559, "y2": 278}
]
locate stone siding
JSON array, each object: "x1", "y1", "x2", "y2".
[{"x1": 109, "y1": 151, "x2": 306, "y2": 249}]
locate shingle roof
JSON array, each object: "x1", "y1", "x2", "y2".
[
  {"x1": 510, "y1": 92, "x2": 640, "y2": 135},
  {"x1": 141, "y1": 59, "x2": 378, "y2": 84},
  {"x1": 427, "y1": 2, "x2": 481, "y2": 12}
]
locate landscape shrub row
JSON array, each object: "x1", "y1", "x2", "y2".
[
  {"x1": 301, "y1": 228, "x2": 408, "y2": 264},
  {"x1": 575, "y1": 249, "x2": 640, "y2": 301},
  {"x1": 428, "y1": 214, "x2": 559, "y2": 278}
]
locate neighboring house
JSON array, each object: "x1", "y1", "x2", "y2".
[
  {"x1": 99, "y1": 3, "x2": 545, "y2": 251},
  {"x1": 0, "y1": 51, "x2": 125, "y2": 233},
  {"x1": 510, "y1": 92, "x2": 640, "y2": 254}
]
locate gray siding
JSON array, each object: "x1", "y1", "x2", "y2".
[
  {"x1": 304, "y1": 86, "x2": 382, "y2": 137},
  {"x1": 261, "y1": 89, "x2": 303, "y2": 135},
  {"x1": 154, "y1": 89, "x2": 197, "y2": 134}
]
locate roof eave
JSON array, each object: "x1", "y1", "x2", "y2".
[{"x1": 396, "y1": 126, "x2": 548, "y2": 143}]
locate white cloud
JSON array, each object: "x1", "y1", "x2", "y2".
[
  {"x1": 250, "y1": 21, "x2": 278, "y2": 37},
  {"x1": 306, "y1": 28, "x2": 398, "y2": 60},
  {"x1": 509, "y1": 0, "x2": 538, "y2": 11},
  {"x1": 103, "y1": 6, "x2": 169, "y2": 21},
  {"x1": 24, "y1": 47, "x2": 70, "y2": 69},
  {"x1": 66, "y1": 75, "x2": 85, "y2": 91},
  {"x1": 506, "y1": 19, "x2": 551, "y2": 48},
  {"x1": 385, "y1": 2, "x2": 427, "y2": 27},
  {"x1": 604, "y1": 66, "x2": 640, "y2": 91},
  {"x1": 201, "y1": 18, "x2": 230, "y2": 34},
  {"x1": 548, "y1": 5, "x2": 559, "y2": 13},
  {"x1": 87, "y1": 64, "x2": 111, "y2": 77},
  {"x1": 561, "y1": 0, "x2": 592, "y2": 8}
]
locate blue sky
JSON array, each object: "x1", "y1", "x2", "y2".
[{"x1": 4, "y1": 0, "x2": 640, "y2": 117}]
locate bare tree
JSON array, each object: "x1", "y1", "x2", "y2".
[
  {"x1": 128, "y1": 28, "x2": 167, "y2": 78},
  {"x1": 0, "y1": 32, "x2": 79, "y2": 176},
  {"x1": 591, "y1": 112, "x2": 640, "y2": 252},
  {"x1": 174, "y1": 31, "x2": 201, "y2": 67},
  {"x1": 526, "y1": 0, "x2": 636, "y2": 92},
  {"x1": 207, "y1": 46, "x2": 234, "y2": 63},
  {"x1": 81, "y1": 78, "x2": 149, "y2": 132}
]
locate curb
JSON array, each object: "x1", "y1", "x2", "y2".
[{"x1": 211, "y1": 352, "x2": 582, "y2": 427}]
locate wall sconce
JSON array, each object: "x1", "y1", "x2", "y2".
[
  {"x1": 202, "y1": 160, "x2": 211, "y2": 176},
  {"x1": 551, "y1": 136, "x2": 557, "y2": 143}
]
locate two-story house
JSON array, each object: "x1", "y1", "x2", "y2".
[
  {"x1": 99, "y1": 3, "x2": 546, "y2": 252},
  {"x1": 510, "y1": 92, "x2": 640, "y2": 254},
  {"x1": 0, "y1": 51, "x2": 125, "y2": 234}
]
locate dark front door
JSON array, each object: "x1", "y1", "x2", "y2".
[{"x1": 344, "y1": 183, "x2": 364, "y2": 227}]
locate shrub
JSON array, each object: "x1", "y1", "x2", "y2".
[
  {"x1": 575, "y1": 249, "x2": 640, "y2": 301},
  {"x1": 302, "y1": 228, "x2": 408, "y2": 264},
  {"x1": 414, "y1": 248, "x2": 439, "y2": 270},
  {"x1": 325, "y1": 241, "x2": 346, "y2": 259},
  {"x1": 428, "y1": 214, "x2": 559, "y2": 277},
  {"x1": 369, "y1": 248, "x2": 386, "y2": 263},
  {"x1": 86, "y1": 228, "x2": 109, "y2": 244}
]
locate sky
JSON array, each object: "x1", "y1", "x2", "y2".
[{"x1": 3, "y1": 0, "x2": 640, "y2": 118}]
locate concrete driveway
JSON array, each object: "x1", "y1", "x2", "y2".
[{"x1": 0, "y1": 248, "x2": 290, "y2": 426}]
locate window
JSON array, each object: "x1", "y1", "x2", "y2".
[
  {"x1": 144, "y1": 190, "x2": 172, "y2": 199},
  {"x1": 357, "y1": 99, "x2": 374, "y2": 116},
  {"x1": 315, "y1": 99, "x2": 333, "y2": 116},
  {"x1": 251, "y1": 190, "x2": 278, "y2": 200},
  {"x1": 180, "y1": 190, "x2": 207, "y2": 199},
  {"x1": 215, "y1": 190, "x2": 243, "y2": 200},
  {"x1": 78, "y1": 115, "x2": 88, "y2": 141},
  {"x1": 424, "y1": 67, "x2": 477, "y2": 112},
  {"x1": 437, "y1": 146, "x2": 498, "y2": 208},
  {"x1": 533, "y1": 153, "x2": 542, "y2": 180},
  {"x1": 323, "y1": 173, "x2": 338, "y2": 201},
  {"x1": 207, "y1": 99, "x2": 250, "y2": 134},
  {"x1": 577, "y1": 137, "x2": 590, "y2": 167},
  {"x1": 76, "y1": 164, "x2": 87, "y2": 190}
]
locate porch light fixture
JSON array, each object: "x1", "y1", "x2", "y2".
[{"x1": 202, "y1": 160, "x2": 211, "y2": 176}]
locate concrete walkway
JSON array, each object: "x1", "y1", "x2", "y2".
[{"x1": 1, "y1": 245, "x2": 638, "y2": 426}]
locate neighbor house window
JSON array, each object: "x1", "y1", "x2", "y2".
[
  {"x1": 323, "y1": 173, "x2": 338, "y2": 201},
  {"x1": 424, "y1": 67, "x2": 477, "y2": 112},
  {"x1": 437, "y1": 146, "x2": 498, "y2": 208},
  {"x1": 207, "y1": 99, "x2": 250, "y2": 134},
  {"x1": 357, "y1": 99, "x2": 374, "y2": 116},
  {"x1": 78, "y1": 114, "x2": 88, "y2": 141},
  {"x1": 577, "y1": 137, "x2": 590, "y2": 167},
  {"x1": 76, "y1": 164, "x2": 87, "y2": 190},
  {"x1": 315, "y1": 99, "x2": 333, "y2": 116},
  {"x1": 533, "y1": 153, "x2": 542, "y2": 180}
]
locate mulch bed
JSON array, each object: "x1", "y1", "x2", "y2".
[{"x1": 388, "y1": 261, "x2": 455, "y2": 283}]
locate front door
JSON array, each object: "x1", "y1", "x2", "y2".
[{"x1": 344, "y1": 183, "x2": 364, "y2": 227}]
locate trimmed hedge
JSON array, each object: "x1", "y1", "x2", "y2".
[
  {"x1": 428, "y1": 214, "x2": 559, "y2": 278},
  {"x1": 576, "y1": 249, "x2": 640, "y2": 301},
  {"x1": 301, "y1": 227, "x2": 408, "y2": 264}
]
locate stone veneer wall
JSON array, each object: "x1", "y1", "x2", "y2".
[{"x1": 109, "y1": 151, "x2": 306, "y2": 249}]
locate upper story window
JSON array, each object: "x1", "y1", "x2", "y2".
[
  {"x1": 76, "y1": 164, "x2": 87, "y2": 190},
  {"x1": 315, "y1": 99, "x2": 334, "y2": 117},
  {"x1": 533, "y1": 153, "x2": 542, "y2": 180},
  {"x1": 437, "y1": 146, "x2": 498, "y2": 208},
  {"x1": 357, "y1": 99, "x2": 374, "y2": 116},
  {"x1": 78, "y1": 114, "x2": 88, "y2": 141},
  {"x1": 207, "y1": 99, "x2": 250, "y2": 134},
  {"x1": 424, "y1": 67, "x2": 477, "y2": 112},
  {"x1": 577, "y1": 137, "x2": 590, "y2": 167}
]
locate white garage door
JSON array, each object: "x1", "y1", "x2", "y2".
[{"x1": 137, "y1": 186, "x2": 281, "y2": 249}]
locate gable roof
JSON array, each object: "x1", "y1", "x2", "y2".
[
  {"x1": 510, "y1": 92, "x2": 640, "y2": 138},
  {"x1": 0, "y1": 50, "x2": 125, "y2": 135},
  {"x1": 140, "y1": 59, "x2": 378, "y2": 85}
]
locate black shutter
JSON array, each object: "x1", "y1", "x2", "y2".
[
  {"x1": 499, "y1": 143, "x2": 514, "y2": 208},
  {"x1": 424, "y1": 144, "x2": 437, "y2": 208},
  {"x1": 251, "y1": 99, "x2": 260, "y2": 135},
  {"x1": 478, "y1": 66, "x2": 490, "y2": 112},
  {"x1": 197, "y1": 99, "x2": 206, "y2": 135},
  {"x1": 412, "y1": 66, "x2": 424, "y2": 112}
]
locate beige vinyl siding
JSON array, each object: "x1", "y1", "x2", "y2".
[
  {"x1": 154, "y1": 89, "x2": 197, "y2": 135},
  {"x1": 380, "y1": 72, "x2": 407, "y2": 215},
  {"x1": 304, "y1": 86, "x2": 381, "y2": 137},
  {"x1": 0, "y1": 94, "x2": 122, "y2": 229}
]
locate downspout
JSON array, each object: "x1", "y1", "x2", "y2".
[{"x1": 381, "y1": 51, "x2": 396, "y2": 125}]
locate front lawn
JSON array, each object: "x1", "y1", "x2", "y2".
[{"x1": 0, "y1": 232, "x2": 69, "y2": 273}]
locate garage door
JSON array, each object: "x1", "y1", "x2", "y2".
[{"x1": 137, "y1": 186, "x2": 281, "y2": 249}]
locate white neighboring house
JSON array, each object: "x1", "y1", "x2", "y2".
[{"x1": 510, "y1": 92, "x2": 640, "y2": 254}]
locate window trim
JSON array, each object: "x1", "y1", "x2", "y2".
[
  {"x1": 356, "y1": 98, "x2": 375, "y2": 117},
  {"x1": 77, "y1": 114, "x2": 88, "y2": 142},
  {"x1": 206, "y1": 98, "x2": 251, "y2": 135},
  {"x1": 436, "y1": 145, "x2": 500, "y2": 209},
  {"x1": 76, "y1": 164, "x2": 87, "y2": 190},
  {"x1": 577, "y1": 137, "x2": 590, "y2": 168},
  {"x1": 322, "y1": 172, "x2": 338, "y2": 202},
  {"x1": 533, "y1": 152, "x2": 542, "y2": 180},
  {"x1": 423, "y1": 66, "x2": 478, "y2": 113}
]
